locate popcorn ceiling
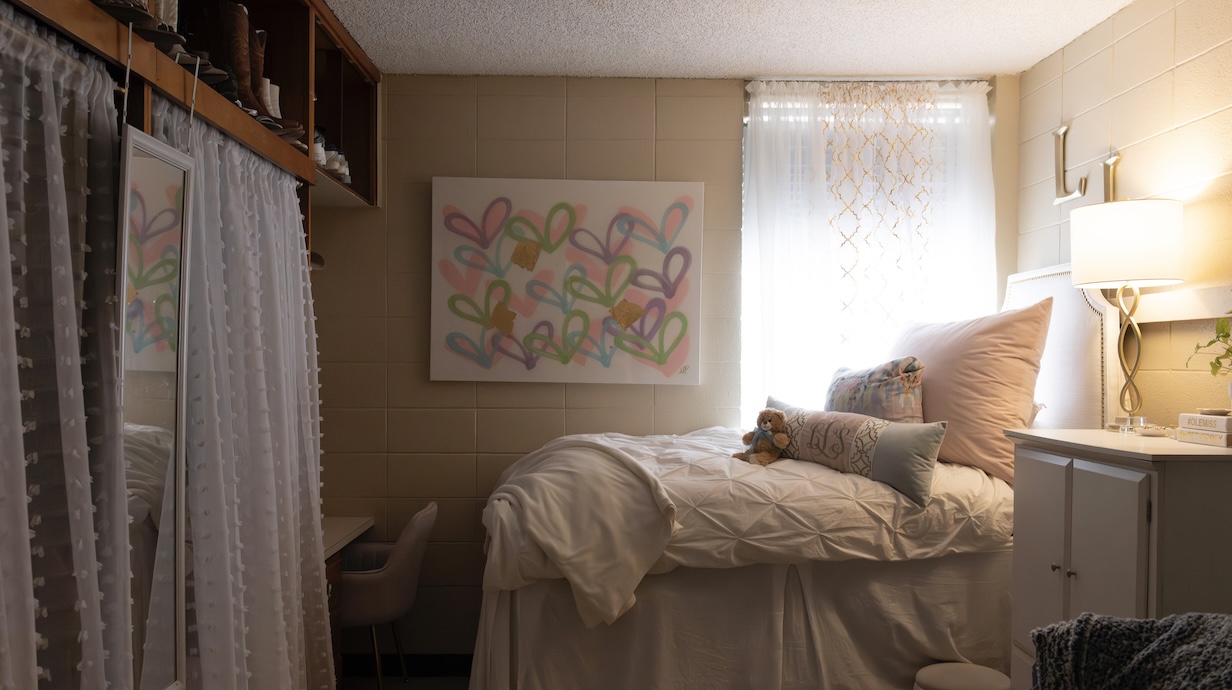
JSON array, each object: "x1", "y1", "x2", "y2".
[{"x1": 322, "y1": 0, "x2": 1134, "y2": 79}]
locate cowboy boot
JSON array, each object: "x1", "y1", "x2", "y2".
[
  {"x1": 248, "y1": 24, "x2": 303, "y2": 133},
  {"x1": 218, "y1": 1, "x2": 264, "y2": 116},
  {"x1": 250, "y1": 28, "x2": 273, "y2": 117}
]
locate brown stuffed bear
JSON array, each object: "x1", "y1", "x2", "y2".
[{"x1": 732, "y1": 408, "x2": 791, "y2": 466}]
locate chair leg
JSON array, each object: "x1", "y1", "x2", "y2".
[
  {"x1": 390, "y1": 621, "x2": 409, "y2": 683},
  {"x1": 370, "y1": 625, "x2": 384, "y2": 690}
]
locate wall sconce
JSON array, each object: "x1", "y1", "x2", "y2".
[{"x1": 1070, "y1": 199, "x2": 1185, "y2": 417}]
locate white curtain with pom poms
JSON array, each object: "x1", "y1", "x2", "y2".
[
  {"x1": 150, "y1": 97, "x2": 332, "y2": 690},
  {"x1": 0, "y1": 3, "x2": 127, "y2": 688}
]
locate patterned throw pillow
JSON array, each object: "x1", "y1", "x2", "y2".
[
  {"x1": 768, "y1": 396, "x2": 947, "y2": 507},
  {"x1": 825, "y1": 356, "x2": 924, "y2": 423}
]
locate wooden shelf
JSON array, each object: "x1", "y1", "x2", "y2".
[
  {"x1": 12, "y1": 0, "x2": 318, "y2": 182},
  {"x1": 312, "y1": 21, "x2": 377, "y2": 205},
  {"x1": 15, "y1": 0, "x2": 382, "y2": 260},
  {"x1": 13, "y1": 0, "x2": 382, "y2": 210},
  {"x1": 312, "y1": 167, "x2": 369, "y2": 208}
]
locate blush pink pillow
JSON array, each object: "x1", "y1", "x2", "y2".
[{"x1": 888, "y1": 298, "x2": 1053, "y2": 485}]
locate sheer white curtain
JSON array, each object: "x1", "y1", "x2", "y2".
[
  {"x1": 742, "y1": 80, "x2": 995, "y2": 413},
  {"x1": 150, "y1": 98, "x2": 332, "y2": 690},
  {"x1": 0, "y1": 3, "x2": 128, "y2": 688}
]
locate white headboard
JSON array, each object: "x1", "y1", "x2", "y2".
[{"x1": 1002, "y1": 263, "x2": 1120, "y2": 430}]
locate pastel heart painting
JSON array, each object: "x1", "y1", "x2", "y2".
[{"x1": 430, "y1": 177, "x2": 703, "y2": 385}]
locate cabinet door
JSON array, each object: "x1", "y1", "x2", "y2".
[
  {"x1": 1068, "y1": 460, "x2": 1150, "y2": 619},
  {"x1": 1012, "y1": 449, "x2": 1071, "y2": 652}
]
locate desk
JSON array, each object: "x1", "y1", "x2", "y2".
[
  {"x1": 322, "y1": 515, "x2": 374, "y2": 686},
  {"x1": 323, "y1": 515, "x2": 375, "y2": 559}
]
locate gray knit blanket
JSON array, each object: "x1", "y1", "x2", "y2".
[{"x1": 1032, "y1": 612, "x2": 1232, "y2": 689}]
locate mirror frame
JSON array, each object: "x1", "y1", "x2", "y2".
[{"x1": 116, "y1": 124, "x2": 193, "y2": 690}]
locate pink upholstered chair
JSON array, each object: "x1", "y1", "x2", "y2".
[{"x1": 338, "y1": 502, "x2": 437, "y2": 689}]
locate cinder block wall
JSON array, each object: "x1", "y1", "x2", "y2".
[
  {"x1": 310, "y1": 76, "x2": 745, "y2": 654},
  {"x1": 1016, "y1": 0, "x2": 1232, "y2": 422}
]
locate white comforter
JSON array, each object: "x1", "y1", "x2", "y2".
[{"x1": 482, "y1": 426, "x2": 1013, "y2": 627}]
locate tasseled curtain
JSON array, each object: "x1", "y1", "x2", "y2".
[
  {"x1": 742, "y1": 80, "x2": 996, "y2": 413},
  {"x1": 149, "y1": 97, "x2": 332, "y2": 690},
  {"x1": 0, "y1": 3, "x2": 126, "y2": 688}
]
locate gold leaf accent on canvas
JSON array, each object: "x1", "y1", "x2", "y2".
[
  {"x1": 489, "y1": 301, "x2": 515, "y2": 337},
  {"x1": 609, "y1": 299, "x2": 644, "y2": 331},
  {"x1": 511, "y1": 241, "x2": 542, "y2": 271}
]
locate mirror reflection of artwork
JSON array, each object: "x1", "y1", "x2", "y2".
[
  {"x1": 117, "y1": 126, "x2": 193, "y2": 690},
  {"x1": 124, "y1": 151, "x2": 184, "y2": 373}
]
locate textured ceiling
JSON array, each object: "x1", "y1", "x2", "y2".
[{"x1": 322, "y1": 0, "x2": 1136, "y2": 79}]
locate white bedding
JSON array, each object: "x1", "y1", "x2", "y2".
[
  {"x1": 483, "y1": 426, "x2": 1013, "y2": 627},
  {"x1": 124, "y1": 423, "x2": 174, "y2": 527},
  {"x1": 471, "y1": 553, "x2": 1013, "y2": 690}
]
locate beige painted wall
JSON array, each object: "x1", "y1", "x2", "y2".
[
  {"x1": 990, "y1": 74, "x2": 1022, "y2": 307},
  {"x1": 310, "y1": 75, "x2": 745, "y2": 654},
  {"x1": 1016, "y1": 0, "x2": 1232, "y2": 422}
]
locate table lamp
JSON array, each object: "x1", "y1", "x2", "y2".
[{"x1": 1070, "y1": 199, "x2": 1184, "y2": 417}]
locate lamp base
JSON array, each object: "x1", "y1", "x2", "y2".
[{"x1": 1115, "y1": 283, "x2": 1143, "y2": 417}]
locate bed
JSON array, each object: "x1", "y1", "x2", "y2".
[
  {"x1": 469, "y1": 265, "x2": 1117, "y2": 689},
  {"x1": 123, "y1": 422, "x2": 177, "y2": 685}
]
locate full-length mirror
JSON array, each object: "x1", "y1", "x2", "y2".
[{"x1": 117, "y1": 125, "x2": 192, "y2": 690}]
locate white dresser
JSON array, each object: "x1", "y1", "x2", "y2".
[{"x1": 1005, "y1": 428, "x2": 1232, "y2": 690}]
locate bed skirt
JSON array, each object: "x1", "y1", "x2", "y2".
[{"x1": 470, "y1": 549, "x2": 1011, "y2": 690}]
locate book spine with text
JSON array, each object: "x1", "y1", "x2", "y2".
[
  {"x1": 1178, "y1": 414, "x2": 1232, "y2": 433},
  {"x1": 1176, "y1": 428, "x2": 1232, "y2": 447}
]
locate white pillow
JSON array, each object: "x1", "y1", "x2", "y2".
[{"x1": 888, "y1": 298, "x2": 1053, "y2": 485}]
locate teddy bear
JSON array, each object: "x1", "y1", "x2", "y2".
[{"x1": 732, "y1": 408, "x2": 791, "y2": 466}]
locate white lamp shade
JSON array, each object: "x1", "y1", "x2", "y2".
[{"x1": 1070, "y1": 199, "x2": 1185, "y2": 288}]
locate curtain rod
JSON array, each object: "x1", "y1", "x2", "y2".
[{"x1": 748, "y1": 77, "x2": 988, "y2": 84}]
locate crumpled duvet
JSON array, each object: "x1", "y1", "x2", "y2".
[{"x1": 482, "y1": 426, "x2": 1013, "y2": 627}]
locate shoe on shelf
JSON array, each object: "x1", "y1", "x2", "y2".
[
  {"x1": 149, "y1": 0, "x2": 177, "y2": 31},
  {"x1": 248, "y1": 25, "x2": 303, "y2": 131},
  {"x1": 93, "y1": 0, "x2": 154, "y2": 25},
  {"x1": 134, "y1": 20, "x2": 185, "y2": 52},
  {"x1": 256, "y1": 115, "x2": 303, "y2": 138},
  {"x1": 165, "y1": 44, "x2": 229, "y2": 84},
  {"x1": 268, "y1": 83, "x2": 283, "y2": 120},
  {"x1": 324, "y1": 149, "x2": 343, "y2": 173},
  {"x1": 260, "y1": 78, "x2": 276, "y2": 117}
]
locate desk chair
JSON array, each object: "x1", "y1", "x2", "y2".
[{"x1": 338, "y1": 502, "x2": 437, "y2": 689}]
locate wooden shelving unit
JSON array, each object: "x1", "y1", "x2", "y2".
[{"x1": 11, "y1": 0, "x2": 381, "y2": 244}]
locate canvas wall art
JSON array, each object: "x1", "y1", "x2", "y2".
[{"x1": 430, "y1": 177, "x2": 703, "y2": 384}]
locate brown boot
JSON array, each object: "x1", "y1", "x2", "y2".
[
  {"x1": 219, "y1": 1, "x2": 264, "y2": 116},
  {"x1": 251, "y1": 28, "x2": 272, "y2": 116},
  {"x1": 246, "y1": 20, "x2": 302, "y2": 130}
]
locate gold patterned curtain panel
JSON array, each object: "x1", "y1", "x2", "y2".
[{"x1": 742, "y1": 80, "x2": 995, "y2": 413}]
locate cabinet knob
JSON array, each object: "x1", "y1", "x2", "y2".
[
  {"x1": 1066, "y1": 570, "x2": 1077, "y2": 578},
  {"x1": 1050, "y1": 563, "x2": 1061, "y2": 572}
]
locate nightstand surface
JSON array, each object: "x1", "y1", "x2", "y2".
[{"x1": 1006, "y1": 428, "x2": 1232, "y2": 462}]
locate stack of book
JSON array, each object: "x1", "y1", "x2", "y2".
[{"x1": 1176, "y1": 413, "x2": 1232, "y2": 447}]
